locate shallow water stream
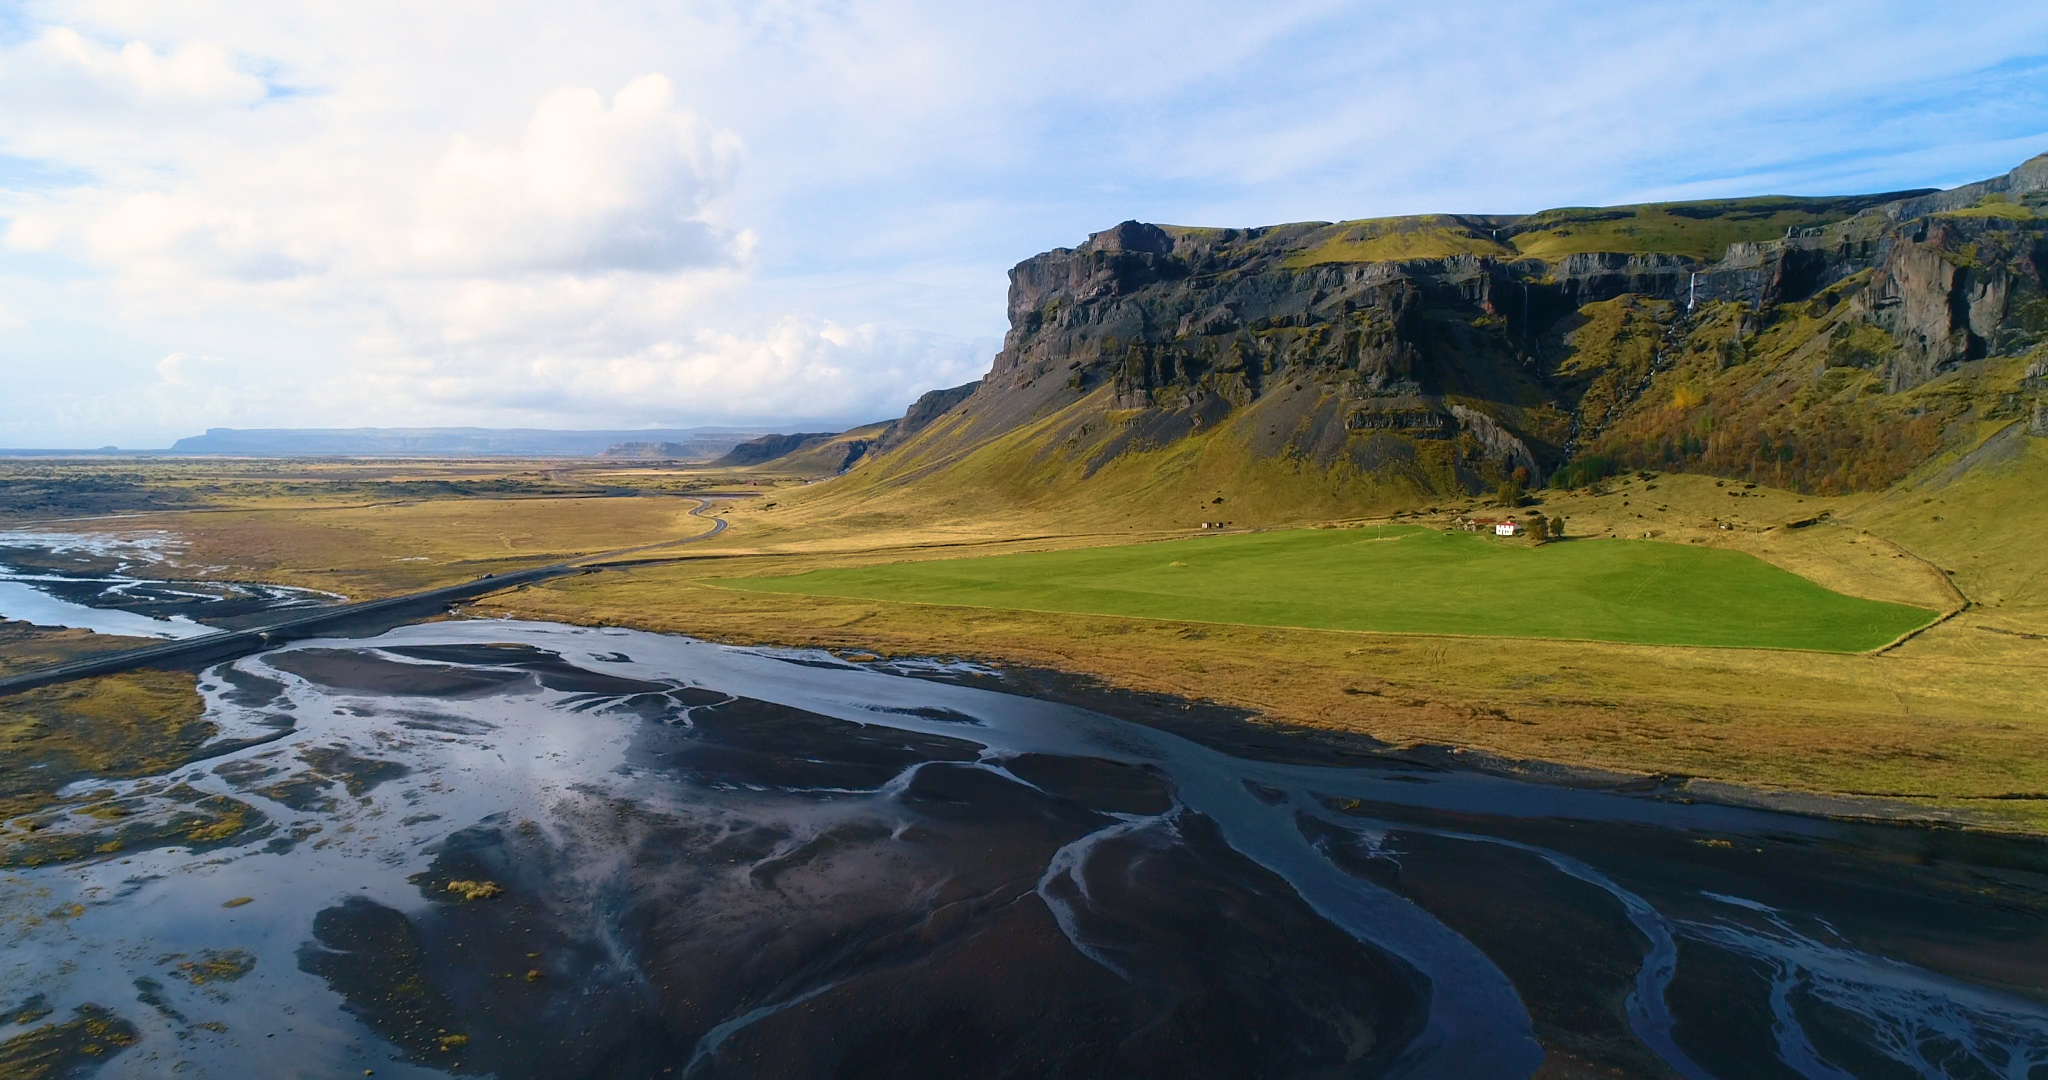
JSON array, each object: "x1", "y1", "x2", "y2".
[
  {"x1": 4, "y1": 619, "x2": 2044, "y2": 1078},
  {"x1": 0, "y1": 530, "x2": 334, "y2": 638}
]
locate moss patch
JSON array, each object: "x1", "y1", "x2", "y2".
[
  {"x1": 0, "y1": 671, "x2": 211, "y2": 822},
  {"x1": 1509, "y1": 193, "x2": 1909, "y2": 261},
  {"x1": 0, "y1": 1004, "x2": 139, "y2": 1080},
  {"x1": 1284, "y1": 218, "x2": 1515, "y2": 266}
]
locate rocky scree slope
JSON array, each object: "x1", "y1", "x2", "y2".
[{"x1": 854, "y1": 153, "x2": 2048, "y2": 512}]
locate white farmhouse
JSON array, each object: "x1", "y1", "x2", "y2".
[{"x1": 1494, "y1": 520, "x2": 1520, "y2": 537}]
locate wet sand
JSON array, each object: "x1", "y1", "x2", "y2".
[
  {"x1": 0, "y1": 531, "x2": 337, "y2": 641},
  {"x1": 3, "y1": 621, "x2": 2044, "y2": 1078}
]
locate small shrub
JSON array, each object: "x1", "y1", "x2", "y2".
[{"x1": 1550, "y1": 455, "x2": 1617, "y2": 490}]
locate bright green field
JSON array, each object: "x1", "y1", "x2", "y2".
[{"x1": 718, "y1": 526, "x2": 1937, "y2": 651}]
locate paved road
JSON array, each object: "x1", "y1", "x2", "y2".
[{"x1": 0, "y1": 495, "x2": 739, "y2": 695}]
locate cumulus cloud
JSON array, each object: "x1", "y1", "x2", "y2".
[
  {"x1": 113, "y1": 319, "x2": 985, "y2": 433},
  {"x1": 0, "y1": 1, "x2": 2045, "y2": 446},
  {"x1": 0, "y1": 26, "x2": 268, "y2": 177},
  {"x1": 351, "y1": 316, "x2": 989, "y2": 424},
  {"x1": 77, "y1": 189, "x2": 312, "y2": 280},
  {"x1": 0, "y1": 26, "x2": 804, "y2": 439},
  {"x1": 413, "y1": 75, "x2": 745, "y2": 275},
  {"x1": 11, "y1": 69, "x2": 746, "y2": 286}
]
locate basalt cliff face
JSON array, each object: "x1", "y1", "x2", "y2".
[{"x1": 861, "y1": 154, "x2": 2048, "y2": 510}]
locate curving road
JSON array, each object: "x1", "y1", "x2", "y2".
[{"x1": 0, "y1": 494, "x2": 741, "y2": 695}]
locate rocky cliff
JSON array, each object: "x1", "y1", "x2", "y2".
[
  {"x1": 861, "y1": 154, "x2": 2048, "y2": 507},
  {"x1": 705, "y1": 383, "x2": 985, "y2": 476},
  {"x1": 712, "y1": 432, "x2": 841, "y2": 467}
]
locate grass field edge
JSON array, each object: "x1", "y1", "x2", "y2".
[{"x1": 693, "y1": 578, "x2": 1940, "y2": 656}]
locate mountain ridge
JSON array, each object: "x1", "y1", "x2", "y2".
[{"x1": 814, "y1": 153, "x2": 2046, "y2": 524}]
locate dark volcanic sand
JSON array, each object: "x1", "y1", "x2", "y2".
[{"x1": 5, "y1": 621, "x2": 2046, "y2": 1079}]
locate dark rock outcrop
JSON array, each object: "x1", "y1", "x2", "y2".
[
  {"x1": 1854, "y1": 213, "x2": 2047, "y2": 390},
  {"x1": 876, "y1": 381, "x2": 981, "y2": 453},
  {"x1": 712, "y1": 432, "x2": 840, "y2": 467},
  {"x1": 863, "y1": 152, "x2": 2048, "y2": 500}
]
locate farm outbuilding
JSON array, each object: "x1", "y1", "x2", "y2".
[{"x1": 1460, "y1": 517, "x2": 1519, "y2": 536}]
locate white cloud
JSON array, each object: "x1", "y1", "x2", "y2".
[
  {"x1": 2, "y1": 215, "x2": 57, "y2": 252},
  {"x1": 0, "y1": 36, "x2": 790, "y2": 438},
  {"x1": 412, "y1": 75, "x2": 745, "y2": 275},
  {"x1": 15, "y1": 69, "x2": 745, "y2": 286},
  {"x1": 0, "y1": 1, "x2": 2044, "y2": 447},
  {"x1": 79, "y1": 189, "x2": 306, "y2": 279},
  {"x1": 6, "y1": 27, "x2": 265, "y2": 109},
  {"x1": 0, "y1": 26, "x2": 269, "y2": 174},
  {"x1": 374, "y1": 316, "x2": 987, "y2": 423},
  {"x1": 153, "y1": 351, "x2": 231, "y2": 387},
  {"x1": 117, "y1": 318, "x2": 986, "y2": 432}
]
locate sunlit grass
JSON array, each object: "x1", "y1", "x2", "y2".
[{"x1": 722, "y1": 525, "x2": 1935, "y2": 651}]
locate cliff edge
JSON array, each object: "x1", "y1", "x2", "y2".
[{"x1": 838, "y1": 154, "x2": 2047, "y2": 519}]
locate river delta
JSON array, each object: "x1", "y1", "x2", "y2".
[
  {"x1": 2, "y1": 616, "x2": 2044, "y2": 1078},
  {"x1": 0, "y1": 531, "x2": 334, "y2": 640}
]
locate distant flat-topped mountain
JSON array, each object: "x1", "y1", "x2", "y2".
[
  {"x1": 170, "y1": 427, "x2": 776, "y2": 457},
  {"x1": 601, "y1": 442, "x2": 707, "y2": 459}
]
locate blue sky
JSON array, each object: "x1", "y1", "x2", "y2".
[{"x1": 1, "y1": 1, "x2": 2045, "y2": 447}]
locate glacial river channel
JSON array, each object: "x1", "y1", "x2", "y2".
[
  {"x1": 4, "y1": 619, "x2": 2046, "y2": 1078},
  {"x1": 0, "y1": 530, "x2": 335, "y2": 638}
]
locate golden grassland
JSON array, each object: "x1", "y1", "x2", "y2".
[
  {"x1": 0, "y1": 621, "x2": 156, "y2": 678},
  {"x1": 484, "y1": 574, "x2": 2048, "y2": 828},
  {"x1": 0, "y1": 456, "x2": 773, "y2": 599},
  {"x1": 463, "y1": 428, "x2": 2048, "y2": 831},
  {"x1": 2, "y1": 433, "x2": 2043, "y2": 834},
  {"x1": 0, "y1": 455, "x2": 762, "y2": 526},
  {"x1": 123, "y1": 493, "x2": 722, "y2": 597},
  {"x1": 0, "y1": 463, "x2": 731, "y2": 855}
]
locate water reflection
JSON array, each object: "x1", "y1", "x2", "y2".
[
  {"x1": 0, "y1": 530, "x2": 333, "y2": 637},
  {"x1": 3, "y1": 620, "x2": 2043, "y2": 1079}
]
